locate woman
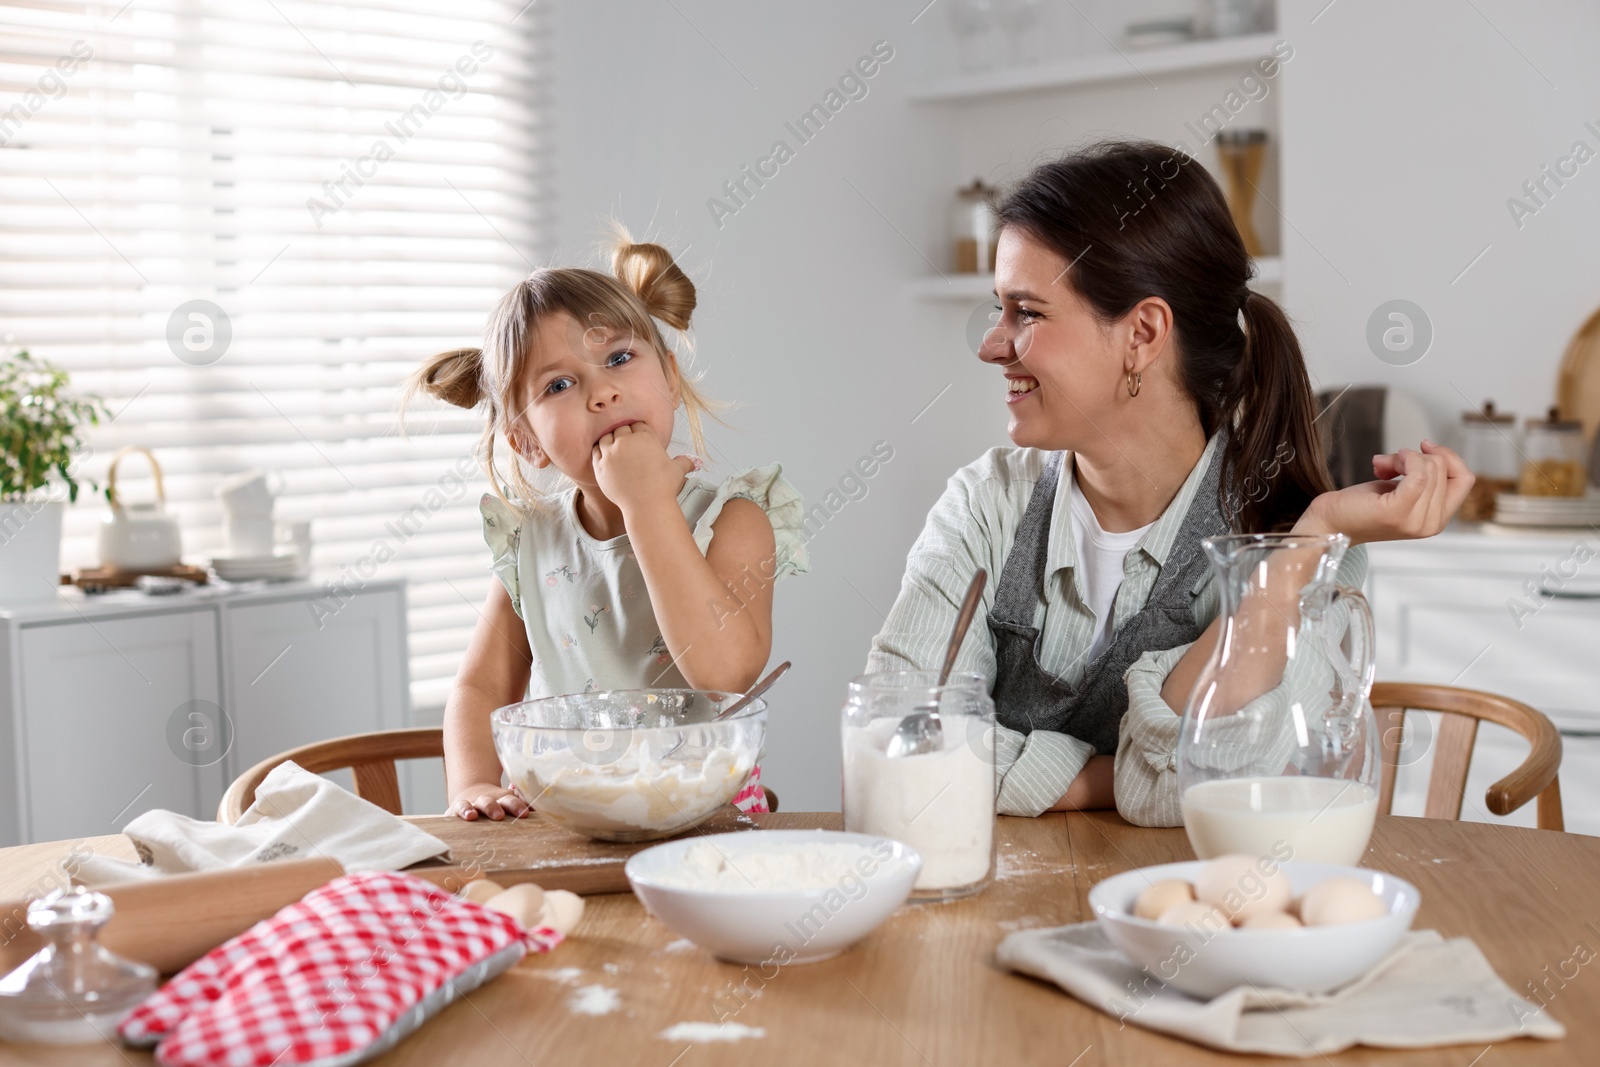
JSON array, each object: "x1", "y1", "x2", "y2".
[{"x1": 867, "y1": 141, "x2": 1471, "y2": 824}]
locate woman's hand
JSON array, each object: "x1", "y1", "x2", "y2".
[
  {"x1": 1295, "y1": 440, "x2": 1474, "y2": 545},
  {"x1": 592, "y1": 423, "x2": 699, "y2": 515},
  {"x1": 447, "y1": 782, "x2": 529, "y2": 821}
]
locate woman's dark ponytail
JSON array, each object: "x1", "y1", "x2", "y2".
[
  {"x1": 996, "y1": 140, "x2": 1334, "y2": 533},
  {"x1": 1225, "y1": 290, "x2": 1332, "y2": 530}
]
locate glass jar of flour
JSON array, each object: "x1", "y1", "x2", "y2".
[{"x1": 841, "y1": 671, "x2": 996, "y2": 901}]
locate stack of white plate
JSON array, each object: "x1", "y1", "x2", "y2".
[
  {"x1": 1493, "y1": 492, "x2": 1600, "y2": 528},
  {"x1": 210, "y1": 551, "x2": 302, "y2": 581}
]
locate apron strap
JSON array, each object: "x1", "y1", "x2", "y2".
[{"x1": 990, "y1": 451, "x2": 1065, "y2": 628}]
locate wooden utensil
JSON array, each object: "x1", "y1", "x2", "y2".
[{"x1": 0, "y1": 856, "x2": 343, "y2": 977}]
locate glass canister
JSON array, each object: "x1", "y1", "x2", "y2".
[
  {"x1": 1519, "y1": 407, "x2": 1587, "y2": 497},
  {"x1": 841, "y1": 671, "x2": 996, "y2": 902},
  {"x1": 1458, "y1": 400, "x2": 1520, "y2": 521},
  {"x1": 1176, "y1": 534, "x2": 1379, "y2": 867},
  {"x1": 951, "y1": 179, "x2": 998, "y2": 275},
  {"x1": 0, "y1": 888, "x2": 157, "y2": 1044}
]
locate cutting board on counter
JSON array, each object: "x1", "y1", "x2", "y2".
[{"x1": 401, "y1": 809, "x2": 837, "y2": 896}]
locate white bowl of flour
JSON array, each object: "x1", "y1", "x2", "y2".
[{"x1": 625, "y1": 830, "x2": 922, "y2": 964}]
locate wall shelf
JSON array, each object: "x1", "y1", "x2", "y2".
[
  {"x1": 909, "y1": 32, "x2": 1281, "y2": 104},
  {"x1": 908, "y1": 257, "x2": 1282, "y2": 302}
]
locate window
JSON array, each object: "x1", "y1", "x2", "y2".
[{"x1": 1, "y1": 0, "x2": 544, "y2": 712}]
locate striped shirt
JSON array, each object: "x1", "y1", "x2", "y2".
[{"x1": 865, "y1": 434, "x2": 1368, "y2": 822}]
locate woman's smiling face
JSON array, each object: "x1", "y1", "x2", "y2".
[
  {"x1": 513, "y1": 309, "x2": 680, "y2": 485},
  {"x1": 982, "y1": 227, "x2": 1128, "y2": 451}
]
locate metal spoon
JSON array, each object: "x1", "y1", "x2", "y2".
[
  {"x1": 658, "y1": 661, "x2": 791, "y2": 761},
  {"x1": 886, "y1": 569, "x2": 987, "y2": 759},
  {"x1": 713, "y1": 660, "x2": 791, "y2": 721}
]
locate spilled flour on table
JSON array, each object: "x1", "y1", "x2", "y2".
[
  {"x1": 997, "y1": 915, "x2": 1046, "y2": 932},
  {"x1": 996, "y1": 847, "x2": 1074, "y2": 881},
  {"x1": 568, "y1": 984, "x2": 620, "y2": 1016},
  {"x1": 660, "y1": 1022, "x2": 766, "y2": 1043},
  {"x1": 536, "y1": 966, "x2": 583, "y2": 985},
  {"x1": 661, "y1": 938, "x2": 696, "y2": 954}
]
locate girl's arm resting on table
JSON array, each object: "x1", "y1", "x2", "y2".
[
  {"x1": 444, "y1": 581, "x2": 534, "y2": 820},
  {"x1": 626, "y1": 495, "x2": 775, "y2": 693}
]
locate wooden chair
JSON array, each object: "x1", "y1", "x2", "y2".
[
  {"x1": 1371, "y1": 682, "x2": 1564, "y2": 831},
  {"x1": 218, "y1": 726, "x2": 779, "y2": 823}
]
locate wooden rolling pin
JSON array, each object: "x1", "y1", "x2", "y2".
[{"x1": 0, "y1": 856, "x2": 344, "y2": 976}]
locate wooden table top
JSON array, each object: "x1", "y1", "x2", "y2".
[{"x1": 1, "y1": 812, "x2": 1595, "y2": 1065}]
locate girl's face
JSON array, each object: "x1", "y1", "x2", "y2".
[
  {"x1": 980, "y1": 227, "x2": 1130, "y2": 451},
  {"x1": 512, "y1": 310, "x2": 681, "y2": 487}
]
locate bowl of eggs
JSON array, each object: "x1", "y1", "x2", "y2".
[{"x1": 1088, "y1": 855, "x2": 1420, "y2": 998}]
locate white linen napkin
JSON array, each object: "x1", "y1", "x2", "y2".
[
  {"x1": 75, "y1": 760, "x2": 449, "y2": 886},
  {"x1": 997, "y1": 922, "x2": 1565, "y2": 1057}
]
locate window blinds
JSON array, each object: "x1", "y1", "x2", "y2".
[{"x1": 1, "y1": 0, "x2": 543, "y2": 713}]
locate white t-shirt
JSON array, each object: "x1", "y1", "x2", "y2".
[{"x1": 1066, "y1": 462, "x2": 1154, "y2": 662}]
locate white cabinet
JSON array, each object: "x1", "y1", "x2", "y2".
[
  {"x1": 221, "y1": 594, "x2": 407, "y2": 786},
  {"x1": 17, "y1": 609, "x2": 223, "y2": 845},
  {"x1": 1365, "y1": 528, "x2": 1600, "y2": 836},
  {"x1": 0, "y1": 579, "x2": 409, "y2": 846}
]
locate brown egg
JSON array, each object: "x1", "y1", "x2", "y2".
[
  {"x1": 1134, "y1": 879, "x2": 1195, "y2": 921},
  {"x1": 1238, "y1": 910, "x2": 1302, "y2": 931},
  {"x1": 1299, "y1": 877, "x2": 1386, "y2": 926},
  {"x1": 1195, "y1": 854, "x2": 1292, "y2": 920},
  {"x1": 1156, "y1": 900, "x2": 1230, "y2": 931},
  {"x1": 459, "y1": 878, "x2": 506, "y2": 905},
  {"x1": 485, "y1": 883, "x2": 547, "y2": 928}
]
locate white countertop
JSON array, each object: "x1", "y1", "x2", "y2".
[{"x1": 0, "y1": 575, "x2": 405, "y2": 624}]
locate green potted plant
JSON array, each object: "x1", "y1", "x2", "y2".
[{"x1": 0, "y1": 345, "x2": 108, "y2": 604}]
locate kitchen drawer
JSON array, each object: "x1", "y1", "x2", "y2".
[{"x1": 1367, "y1": 570, "x2": 1600, "y2": 719}]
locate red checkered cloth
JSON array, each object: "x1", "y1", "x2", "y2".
[
  {"x1": 119, "y1": 871, "x2": 562, "y2": 1067},
  {"x1": 731, "y1": 763, "x2": 769, "y2": 814}
]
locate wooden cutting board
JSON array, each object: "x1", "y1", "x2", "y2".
[
  {"x1": 1557, "y1": 303, "x2": 1600, "y2": 446},
  {"x1": 401, "y1": 808, "x2": 837, "y2": 896}
]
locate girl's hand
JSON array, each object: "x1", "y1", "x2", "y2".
[
  {"x1": 1295, "y1": 440, "x2": 1474, "y2": 545},
  {"x1": 592, "y1": 423, "x2": 699, "y2": 513},
  {"x1": 448, "y1": 782, "x2": 530, "y2": 821}
]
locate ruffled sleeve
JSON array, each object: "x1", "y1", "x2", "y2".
[
  {"x1": 479, "y1": 493, "x2": 526, "y2": 620},
  {"x1": 689, "y1": 463, "x2": 810, "y2": 581}
]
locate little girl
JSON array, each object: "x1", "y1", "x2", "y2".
[{"x1": 409, "y1": 233, "x2": 808, "y2": 821}]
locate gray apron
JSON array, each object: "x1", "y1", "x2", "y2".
[{"x1": 986, "y1": 443, "x2": 1229, "y2": 753}]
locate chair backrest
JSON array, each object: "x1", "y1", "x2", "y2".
[
  {"x1": 218, "y1": 727, "x2": 781, "y2": 823},
  {"x1": 218, "y1": 727, "x2": 445, "y2": 824},
  {"x1": 1371, "y1": 682, "x2": 1564, "y2": 831}
]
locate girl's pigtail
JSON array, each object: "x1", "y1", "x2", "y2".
[{"x1": 409, "y1": 347, "x2": 485, "y2": 410}]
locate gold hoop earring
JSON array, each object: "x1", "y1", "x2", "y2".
[{"x1": 1126, "y1": 371, "x2": 1142, "y2": 398}]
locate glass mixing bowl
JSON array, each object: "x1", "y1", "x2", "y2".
[{"x1": 491, "y1": 688, "x2": 768, "y2": 843}]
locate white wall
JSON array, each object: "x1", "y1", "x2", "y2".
[
  {"x1": 1281, "y1": 0, "x2": 1600, "y2": 436},
  {"x1": 549, "y1": 2, "x2": 975, "y2": 810},
  {"x1": 549, "y1": 0, "x2": 1600, "y2": 810}
]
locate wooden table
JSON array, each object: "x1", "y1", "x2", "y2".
[{"x1": 1, "y1": 813, "x2": 1596, "y2": 1065}]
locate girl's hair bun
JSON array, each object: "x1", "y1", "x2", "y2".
[
  {"x1": 413, "y1": 346, "x2": 484, "y2": 409},
  {"x1": 612, "y1": 238, "x2": 696, "y2": 332}
]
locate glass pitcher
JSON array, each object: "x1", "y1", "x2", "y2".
[{"x1": 1176, "y1": 533, "x2": 1378, "y2": 866}]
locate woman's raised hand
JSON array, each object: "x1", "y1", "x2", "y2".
[{"x1": 1294, "y1": 440, "x2": 1475, "y2": 545}]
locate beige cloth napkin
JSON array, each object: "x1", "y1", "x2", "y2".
[
  {"x1": 76, "y1": 760, "x2": 450, "y2": 886},
  {"x1": 997, "y1": 922, "x2": 1564, "y2": 1057}
]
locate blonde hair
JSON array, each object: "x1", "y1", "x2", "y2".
[{"x1": 403, "y1": 231, "x2": 721, "y2": 511}]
